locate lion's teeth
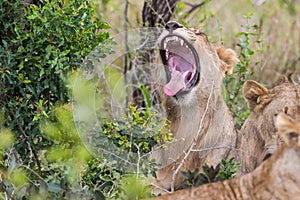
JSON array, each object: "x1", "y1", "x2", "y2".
[
  {"x1": 166, "y1": 49, "x2": 169, "y2": 59},
  {"x1": 180, "y1": 40, "x2": 184, "y2": 46},
  {"x1": 164, "y1": 42, "x2": 167, "y2": 49}
]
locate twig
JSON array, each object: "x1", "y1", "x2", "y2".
[
  {"x1": 20, "y1": 164, "x2": 45, "y2": 181},
  {"x1": 98, "y1": 147, "x2": 137, "y2": 166},
  {"x1": 133, "y1": 143, "x2": 141, "y2": 177},
  {"x1": 180, "y1": 1, "x2": 211, "y2": 19},
  {"x1": 124, "y1": 0, "x2": 131, "y2": 107},
  {"x1": 14, "y1": 117, "x2": 42, "y2": 174},
  {"x1": 170, "y1": 82, "x2": 215, "y2": 192},
  {"x1": 124, "y1": 0, "x2": 131, "y2": 75},
  {"x1": 164, "y1": 0, "x2": 174, "y2": 20},
  {"x1": 190, "y1": 146, "x2": 257, "y2": 159},
  {"x1": 151, "y1": 183, "x2": 172, "y2": 194}
]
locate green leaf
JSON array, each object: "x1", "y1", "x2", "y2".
[{"x1": 48, "y1": 182, "x2": 63, "y2": 193}]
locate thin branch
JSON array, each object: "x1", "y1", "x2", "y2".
[
  {"x1": 124, "y1": 0, "x2": 131, "y2": 107},
  {"x1": 164, "y1": 0, "x2": 175, "y2": 21},
  {"x1": 187, "y1": 1, "x2": 205, "y2": 14},
  {"x1": 180, "y1": 1, "x2": 210, "y2": 19},
  {"x1": 133, "y1": 143, "x2": 141, "y2": 177},
  {"x1": 15, "y1": 117, "x2": 42, "y2": 174},
  {"x1": 151, "y1": 183, "x2": 172, "y2": 194},
  {"x1": 190, "y1": 146, "x2": 257, "y2": 159},
  {"x1": 124, "y1": 0, "x2": 131, "y2": 75},
  {"x1": 170, "y1": 82, "x2": 215, "y2": 192},
  {"x1": 98, "y1": 147, "x2": 137, "y2": 166},
  {"x1": 20, "y1": 164, "x2": 45, "y2": 181}
]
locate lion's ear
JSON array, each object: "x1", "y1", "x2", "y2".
[
  {"x1": 217, "y1": 46, "x2": 239, "y2": 75},
  {"x1": 243, "y1": 80, "x2": 269, "y2": 111}
]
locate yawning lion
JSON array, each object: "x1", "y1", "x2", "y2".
[{"x1": 150, "y1": 21, "x2": 239, "y2": 192}]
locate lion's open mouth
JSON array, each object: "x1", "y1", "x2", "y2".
[{"x1": 160, "y1": 35, "x2": 200, "y2": 97}]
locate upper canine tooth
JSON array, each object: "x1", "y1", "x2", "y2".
[
  {"x1": 164, "y1": 42, "x2": 167, "y2": 49},
  {"x1": 180, "y1": 40, "x2": 184, "y2": 46}
]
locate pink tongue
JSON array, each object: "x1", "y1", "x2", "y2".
[{"x1": 163, "y1": 70, "x2": 188, "y2": 96}]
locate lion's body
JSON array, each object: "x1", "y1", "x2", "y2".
[
  {"x1": 150, "y1": 113, "x2": 300, "y2": 200},
  {"x1": 150, "y1": 22, "x2": 239, "y2": 192},
  {"x1": 238, "y1": 80, "x2": 300, "y2": 175}
]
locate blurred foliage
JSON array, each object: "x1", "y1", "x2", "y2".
[
  {"x1": 181, "y1": 158, "x2": 241, "y2": 188},
  {"x1": 1, "y1": 102, "x2": 165, "y2": 198},
  {"x1": 118, "y1": 176, "x2": 152, "y2": 200},
  {"x1": 103, "y1": 105, "x2": 172, "y2": 155},
  {"x1": 0, "y1": 0, "x2": 111, "y2": 165},
  {"x1": 0, "y1": 0, "x2": 112, "y2": 198},
  {"x1": 0, "y1": 106, "x2": 100, "y2": 199},
  {"x1": 82, "y1": 157, "x2": 122, "y2": 199},
  {"x1": 279, "y1": 0, "x2": 297, "y2": 15},
  {"x1": 82, "y1": 105, "x2": 172, "y2": 199}
]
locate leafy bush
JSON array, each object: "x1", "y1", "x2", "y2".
[
  {"x1": 103, "y1": 105, "x2": 172, "y2": 155},
  {"x1": 0, "y1": 0, "x2": 112, "y2": 198},
  {"x1": 81, "y1": 105, "x2": 172, "y2": 199},
  {"x1": 0, "y1": 106, "x2": 98, "y2": 199},
  {"x1": 0, "y1": 0, "x2": 110, "y2": 171},
  {"x1": 181, "y1": 158, "x2": 241, "y2": 188}
]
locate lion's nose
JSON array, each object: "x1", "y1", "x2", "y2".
[{"x1": 165, "y1": 21, "x2": 182, "y2": 32}]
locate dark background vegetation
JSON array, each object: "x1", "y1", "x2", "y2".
[{"x1": 0, "y1": 0, "x2": 299, "y2": 199}]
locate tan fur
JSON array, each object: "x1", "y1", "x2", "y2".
[
  {"x1": 150, "y1": 22, "x2": 239, "y2": 193},
  {"x1": 217, "y1": 46, "x2": 240, "y2": 75},
  {"x1": 239, "y1": 80, "x2": 300, "y2": 175},
  {"x1": 149, "y1": 113, "x2": 300, "y2": 200}
]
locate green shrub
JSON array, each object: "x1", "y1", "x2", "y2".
[
  {"x1": 0, "y1": 0, "x2": 112, "y2": 198},
  {"x1": 82, "y1": 105, "x2": 172, "y2": 199},
  {"x1": 181, "y1": 158, "x2": 241, "y2": 188},
  {"x1": 0, "y1": 0, "x2": 110, "y2": 170}
]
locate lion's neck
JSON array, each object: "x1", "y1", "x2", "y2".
[{"x1": 165, "y1": 83, "x2": 238, "y2": 164}]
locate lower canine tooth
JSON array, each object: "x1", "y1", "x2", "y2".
[{"x1": 180, "y1": 40, "x2": 184, "y2": 46}]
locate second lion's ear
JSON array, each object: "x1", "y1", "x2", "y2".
[
  {"x1": 217, "y1": 46, "x2": 239, "y2": 75},
  {"x1": 243, "y1": 80, "x2": 269, "y2": 111}
]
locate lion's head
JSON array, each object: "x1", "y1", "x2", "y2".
[
  {"x1": 156, "y1": 21, "x2": 239, "y2": 99},
  {"x1": 239, "y1": 78, "x2": 300, "y2": 174}
]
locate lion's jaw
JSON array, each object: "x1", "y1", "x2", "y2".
[{"x1": 158, "y1": 27, "x2": 223, "y2": 101}]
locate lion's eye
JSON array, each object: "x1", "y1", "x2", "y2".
[
  {"x1": 288, "y1": 132, "x2": 298, "y2": 139},
  {"x1": 173, "y1": 24, "x2": 182, "y2": 29},
  {"x1": 263, "y1": 153, "x2": 272, "y2": 161}
]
